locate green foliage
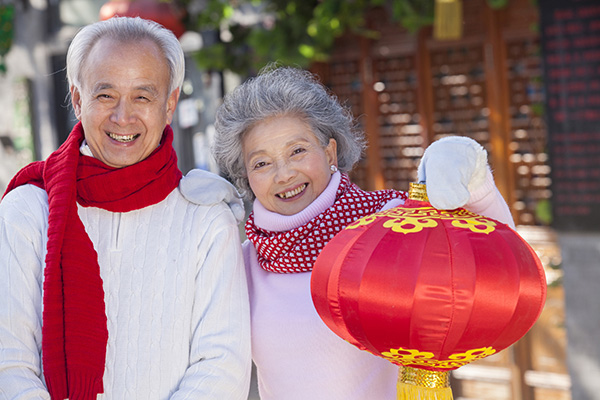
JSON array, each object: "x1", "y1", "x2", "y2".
[
  {"x1": 486, "y1": 0, "x2": 508, "y2": 9},
  {"x1": 186, "y1": 0, "x2": 508, "y2": 74},
  {"x1": 0, "y1": 4, "x2": 14, "y2": 74},
  {"x1": 535, "y1": 199, "x2": 553, "y2": 225},
  {"x1": 391, "y1": 0, "x2": 434, "y2": 33}
]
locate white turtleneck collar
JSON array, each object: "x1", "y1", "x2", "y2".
[
  {"x1": 80, "y1": 140, "x2": 94, "y2": 157},
  {"x1": 252, "y1": 171, "x2": 341, "y2": 232}
]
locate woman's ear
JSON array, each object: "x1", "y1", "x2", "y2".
[{"x1": 326, "y1": 138, "x2": 338, "y2": 167}]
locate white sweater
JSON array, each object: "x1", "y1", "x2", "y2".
[
  {"x1": 245, "y1": 171, "x2": 514, "y2": 400},
  {"x1": 0, "y1": 176, "x2": 251, "y2": 399}
]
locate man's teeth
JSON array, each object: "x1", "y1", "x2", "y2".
[
  {"x1": 278, "y1": 184, "x2": 307, "y2": 199},
  {"x1": 108, "y1": 132, "x2": 138, "y2": 143}
]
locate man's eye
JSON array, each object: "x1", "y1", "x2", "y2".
[{"x1": 97, "y1": 94, "x2": 112, "y2": 99}]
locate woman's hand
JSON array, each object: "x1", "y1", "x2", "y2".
[
  {"x1": 180, "y1": 169, "x2": 245, "y2": 222},
  {"x1": 417, "y1": 136, "x2": 489, "y2": 210}
]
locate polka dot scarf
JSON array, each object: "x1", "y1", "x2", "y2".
[{"x1": 245, "y1": 173, "x2": 407, "y2": 273}]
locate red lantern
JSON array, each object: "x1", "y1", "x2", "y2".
[
  {"x1": 311, "y1": 183, "x2": 546, "y2": 399},
  {"x1": 99, "y1": 0, "x2": 186, "y2": 38}
]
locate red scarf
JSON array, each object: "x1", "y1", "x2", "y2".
[
  {"x1": 246, "y1": 173, "x2": 407, "y2": 273},
  {"x1": 2, "y1": 122, "x2": 182, "y2": 400}
]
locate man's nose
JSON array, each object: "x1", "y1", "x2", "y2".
[{"x1": 110, "y1": 100, "x2": 136, "y2": 125}]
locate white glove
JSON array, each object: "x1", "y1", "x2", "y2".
[
  {"x1": 179, "y1": 169, "x2": 245, "y2": 223},
  {"x1": 417, "y1": 136, "x2": 488, "y2": 210}
]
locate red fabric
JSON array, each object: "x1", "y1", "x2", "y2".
[
  {"x1": 3, "y1": 122, "x2": 182, "y2": 400},
  {"x1": 311, "y1": 198, "x2": 547, "y2": 371},
  {"x1": 245, "y1": 173, "x2": 407, "y2": 273}
]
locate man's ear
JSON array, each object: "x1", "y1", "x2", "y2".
[
  {"x1": 166, "y1": 88, "x2": 180, "y2": 125},
  {"x1": 70, "y1": 85, "x2": 82, "y2": 120}
]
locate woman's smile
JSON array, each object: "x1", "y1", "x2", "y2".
[{"x1": 276, "y1": 183, "x2": 308, "y2": 199}]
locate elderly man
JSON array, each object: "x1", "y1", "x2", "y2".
[{"x1": 0, "y1": 17, "x2": 250, "y2": 399}]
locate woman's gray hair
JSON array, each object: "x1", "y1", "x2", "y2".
[
  {"x1": 213, "y1": 64, "x2": 366, "y2": 200},
  {"x1": 66, "y1": 16, "x2": 185, "y2": 95}
]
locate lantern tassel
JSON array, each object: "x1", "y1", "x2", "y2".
[{"x1": 397, "y1": 367, "x2": 453, "y2": 400}]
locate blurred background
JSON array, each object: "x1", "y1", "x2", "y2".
[{"x1": 1, "y1": 0, "x2": 599, "y2": 399}]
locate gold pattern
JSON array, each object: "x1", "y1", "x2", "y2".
[
  {"x1": 346, "y1": 206, "x2": 497, "y2": 234},
  {"x1": 381, "y1": 346, "x2": 496, "y2": 369},
  {"x1": 399, "y1": 366, "x2": 450, "y2": 389},
  {"x1": 408, "y1": 182, "x2": 429, "y2": 201},
  {"x1": 382, "y1": 216, "x2": 438, "y2": 234}
]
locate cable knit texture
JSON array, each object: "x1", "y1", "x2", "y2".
[
  {"x1": 0, "y1": 185, "x2": 251, "y2": 399},
  {"x1": 2, "y1": 122, "x2": 181, "y2": 399},
  {"x1": 0, "y1": 134, "x2": 251, "y2": 397}
]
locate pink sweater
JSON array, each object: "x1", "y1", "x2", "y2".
[{"x1": 244, "y1": 171, "x2": 514, "y2": 400}]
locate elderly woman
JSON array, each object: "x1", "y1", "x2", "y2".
[{"x1": 211, "y1": 65, "x2": 514, "y2": 400}]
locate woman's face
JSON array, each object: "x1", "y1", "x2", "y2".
[{"x1": 242, "y1": 115, "x2": 337, "y2": 216}]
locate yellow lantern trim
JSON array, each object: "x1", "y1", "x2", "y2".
[
  {"x1": 382, "y1": 346, "x2": 497, "y2": 369},
  {"x1": 346, "y1": 206, "x2": 497, "y2": 235},
  {"x1": 397, "y1": 367, "x2": 453, "y2": 400},
  {"x1": 400, "y1": 366, "x2": 450, "y2": 389}
]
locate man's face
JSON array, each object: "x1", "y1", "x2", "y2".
[{"x1": 70, "y1": 37, "x2": 179, "y2": 168}]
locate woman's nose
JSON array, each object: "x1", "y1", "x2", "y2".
[{"x1": 274, "y1": 160, "x2": 295, "y2": 183}]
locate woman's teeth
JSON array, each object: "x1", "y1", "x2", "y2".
[
  {"x1": 108, "y1": 132, "x2": 139, "y2": 143},
  {"x1": 278, "y1": 184, "x2": 307, "y2": 199}
]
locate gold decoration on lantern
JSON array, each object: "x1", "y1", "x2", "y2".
[
  {"x1": 383, "y1": 346, "x2": 497, "y2": 369},
  {"x1": 409, "y1": 182, "x2": 429, "y2": 201},
  {"x1": 401, "y1": 367, "x2": 450, "y2": 388},
  {"x1": 398, "y1": 367, "x2": 452, "y2": 400},
  {"x1": 346, "y1": 204, "x2": 498, "y2": 235}
]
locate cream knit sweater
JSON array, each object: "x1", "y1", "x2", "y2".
[{"x1": 0, "y1": 176, "x2": 251, "y2": 399}]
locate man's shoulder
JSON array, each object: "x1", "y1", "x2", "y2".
[
  {"x1": 1, "y1": 184, "x2": 48, "y2": 210},
  {"x1": 0, "y1": 184, "x2": 48, "y2": 232}
]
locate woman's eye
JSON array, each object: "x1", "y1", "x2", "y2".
[
  {"x1": 253, "y1": 161, "x2": 267, "y2": 170},
  {"x1": 292, "y1": 147, "x2": 306, "y2": 156}
]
